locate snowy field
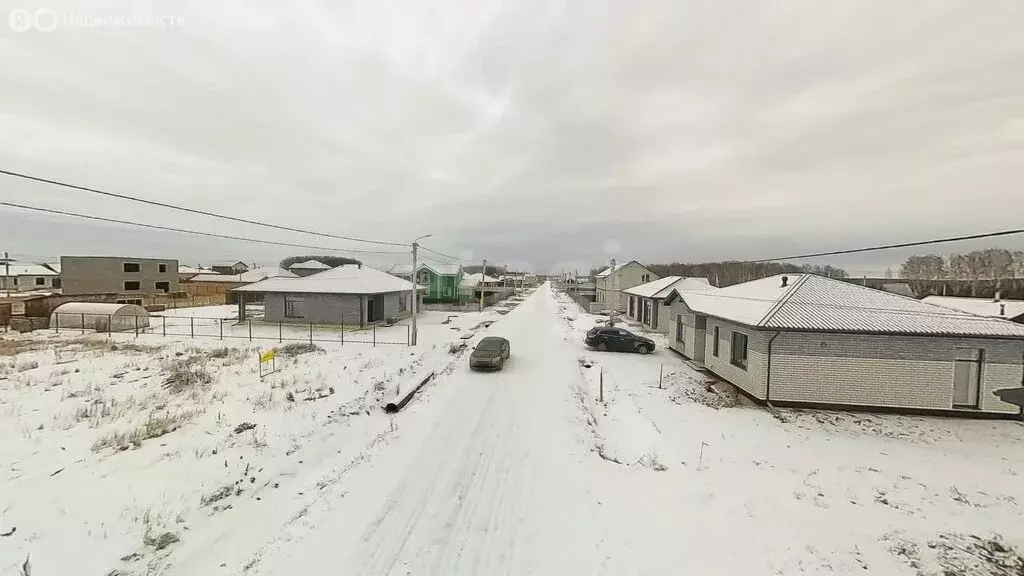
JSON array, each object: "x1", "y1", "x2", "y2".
[
  {"x1": 2, "y1": 285, "x2": 1023, "y2": 576},
  {"x1": 0, "y1": 302, "x2": 515, "y2": 576}
]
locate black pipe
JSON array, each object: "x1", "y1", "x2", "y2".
[
  {"x1": 765, "y1": 332, "x2": 781, "y2": 402},
  {"x1": 384, "y1": 371, "x2": 436, "y2": 413}
]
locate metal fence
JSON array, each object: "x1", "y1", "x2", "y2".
[{"x1": 51, "y1": 313, "x2": 411, "y2": 346}]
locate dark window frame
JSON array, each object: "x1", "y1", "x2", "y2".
[
  {"x1": 730, "y1": 331, "x2": 748, "y2": 370},
  {"x1": 123, "y1": 280, "x2": 141, "y2": 291},
  {"x1": 155, "y1": 281, "x2": 170, "y2": 293},
  {"x1": 675, "y1": 314, "x2": 684, "y2": 343},
  {"x1": 713, "y1": 326, "x2": 720, "y2": 357},
  {"x1": 35, "y1": 277, "x2": 45, "y2": 286},
  {"x1": 158, "y1": 263, "x2": 167, "y2": 273},
  {"x1": 284, "y1": 295, "x2": 305, "y2": 318},
  {"x1": 123, "y1": 262, "x2": 140, "y2": 273}
]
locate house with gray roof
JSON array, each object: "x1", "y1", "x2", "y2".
[
  {"x1": 594, "y1": 260, "x2": 658, "y2": 312},
  {"x1": 622, "y1": 276, "x2": 716, "y2": 332},
  {"x1": 0, "y1": 262, "x2": 60, "y2": 292},
  {"x1": 666, "y1": 274, "x2": 1024, "y2": 415}
]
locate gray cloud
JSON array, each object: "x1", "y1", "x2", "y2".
[{"x1": 1, "y1": 0, "x2": 1022, "y2": 275}]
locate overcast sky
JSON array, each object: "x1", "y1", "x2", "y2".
[{"x1": 2, "y1": 0, "x2": 1022, "y2": 275}]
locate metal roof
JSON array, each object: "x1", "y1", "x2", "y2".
[
  {"x1": 624, "y1": 276, "x2": 715, "y2": 298},
  {"x1": 0, "y1": 263, "x2": 59, "y2": 277},
  {"x1": 922, "y1": 296, "x2": 1024, "y2": 320},
  {"x1": 234, "y1": 264, "x2": 416, "y2": 294},
  {"x1": 190, "y1": 267, "x2": 295, "y2": 283},
  {"x1": 679, "y1": 274, "x2": 1024, "y2": 339}
]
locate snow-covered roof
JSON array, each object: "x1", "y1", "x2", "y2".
[
  {"x1": 390, "y1": 263, "x2": 461, "y2": 276},
  {"x1": 596, "y1": 261, "x2": 632, "y2": 277},
  {"x1": 624, "y1": 276, "x2": 715, "y2": 299},
  {"x1": 460, "y1": 273, "x2": 500, "y2": 287},
  {"x1": 234, "y1": 264, "x2": 418, "y2": 294},
  {"x1": 0, "y1": 263, "x2": 59, "y2": 277},
  {"x1": 922, "y1": 296, "x2": 1024, "y2": 320},
  {"x1": 178, "y1": 265, "x2": 210, "y2": 275},
  {"x1": 288, "y1": 259, "x2": 331, "y2": 270},
  {"x1": 678, "y1": 274, "x2": 1024, "y2": 339},
  {"x1": 190, "y1": 267, "x2": 296, "y2": 283}
]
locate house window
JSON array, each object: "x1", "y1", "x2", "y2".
[
  {"x1": 123, "y1": 262, "x2": 140, "y2": 273},
  {"x1": 284, "y1": 296, "x2": 305, "y2": 318},
  {"x1": 35, "y1": 277, "x2": 45, "y2": 286},
  {"x1": 155, "y1": 281, "x2": 170, "y2": 293},
  {"x1": 713, "y1": 326, "x2": 720, "y2": 357},
  {"x1": 628, "y1": 297, "x2": 635, "y2": 317},
  {"x1": 123, "y1": 281, "x2": 141, "y2": 291},
  {"x1": 158, "y1": 264, "x2": 167, "y2": 273},
  {"x1": 12, "y1": 277, "x2": 17, "y2": 286},
  {"x1": 731, "y1": 331, "x2": 748, "y2": 370},
  {"x1": 641, "y1": 274, "x2": 650, "y2": 282},
  {"x1": 676, "y1": 314, "x2": 684, "y2": 343},
  {"x1": 398, "y1": 294, "x2": 408, "y2": 312},
  {"x1": 52, "y1": 278, "x2": 62, "y2": 289}
]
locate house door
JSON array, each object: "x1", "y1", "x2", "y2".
[
  {"x1": 693, "y1": 315, "x2": 708, "y2": 362},
  {"x1": 367, "y1": 298, "x2": 377, "y2": 323},
  {"x1": 953, "y1": 348, "x2": 982, "y2": 408}
]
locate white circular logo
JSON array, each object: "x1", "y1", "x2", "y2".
[
  {"x1": 8, "y1": 8, "x2": 33, "y2": 31},
  {"x1": 33, "y1": 8, "x2": 58, "y2": 32}
]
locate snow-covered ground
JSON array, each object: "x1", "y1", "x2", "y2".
[{"x1": 3, "y1": 286, "x2": 1023, "y2": 575}]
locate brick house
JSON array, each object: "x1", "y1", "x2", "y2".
[
  {"x1": 594, "y1": 260, "x2": 658, "y2": 312},
  {"x1": 622, "y1": 276, "x2": 716, "y2": 332},
  {"x1": 666, "y1": 274, "x2": 1024, "y2": 416}
]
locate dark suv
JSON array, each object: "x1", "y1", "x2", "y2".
[{"x1": 585, "y1": 326, "x2": 655, "y2": 354}]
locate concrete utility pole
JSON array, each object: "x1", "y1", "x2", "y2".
[
  {"x1": 480, "y1": 258, "x2": 487, "y2": 311},
  {"x1": 411, "y1": 234, "x2": 432, "y2": 346},
  {"x1": 3, "y1": 251, "x2": 9, "y2": 297},
  {"x1": 609, "y1": 257, "x2": 617, "y2": 319}
]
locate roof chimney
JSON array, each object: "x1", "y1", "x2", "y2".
[
  {"x1": 1000, "y1": 303, "x2": 1006, "y2": 316},
  {"x1": 781, "y1": 276, "x2": 789, "y2": 287}
]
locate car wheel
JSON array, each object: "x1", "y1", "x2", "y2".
[
  {"x1": 637, "y1": 344, "x2": 650, "y2": 355},
  {"x1": 597, "y1": 342, "x2": 608, "y2": 352}
]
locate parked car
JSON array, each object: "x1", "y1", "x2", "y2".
[
  {"x1": 585, "y1": 326, "x2": 655, "y2": 354},
  {"x1": 470, "y1": 336, "x2": 511, "y2": 371}
]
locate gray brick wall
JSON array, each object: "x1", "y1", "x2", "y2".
[
  {"x1": 264, "y1": 291, "x2": 412, "y2": 325},
  {"x1": 771, "y1": 332, "x2": 1023, "y2": 413},
  {"x1": 703, "y1": 318, "x2": 771, "y2": 398},
  {"x1": 61, "y1": 256, "x2": 177, "y2": 296}
]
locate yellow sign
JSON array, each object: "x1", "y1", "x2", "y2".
[{"x1": 260, "y1": 349, "x2": 277, "y2": 363}]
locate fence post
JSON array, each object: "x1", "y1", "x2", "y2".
[
  {"x1": 248, "y1": 319, "x2": 252, "y2": 342},
  {"x1": 219, "y1": 318, "x2": 223, "y2": 340},
  {"x1": 190, "y1": 317, "x2": 194, "y2": 339},
  {"x1": 309, "y1": 322, "x2": 313, "y2": 344},
  {"x1": 279, "y1": 320, "x2": 282, "y2": 343},
  {"x1": 135, "y1": 315, "x2": 139, "y2": 338},
  {"x1": 55, "y1": 313, "x2": 59, "y2": 333},
  {"x1": 107, "y1": 315, "x2": 112, "y2": 338},
  {"x1": 599, "y1": 368, "x2": 604, "y2": 403},
  {"x1": 659, "y1": 364, "x2": 664, "y2": 389},
  {"x1": 163, "y1": 316, "x2": 166, "y2": 337},
  {"x1": 406, "y1": 324, "x2": 410, "y2": 346},
  {"x1": 81, "y1": 313, "x2": 85, "y2": 335},
  {"x1": 340, "y1": 314, "x2": 344, "y2": 345}
]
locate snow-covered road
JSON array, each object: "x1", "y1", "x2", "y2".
[{"x1": 275, "y1": 283, "x2": 607, "y2": 575}]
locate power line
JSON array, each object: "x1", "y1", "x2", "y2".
[
  {"x1": 746, "y1": 228, "x2": 1024, "y2": 263},
  {"x1": 0, "y1": 169, "x2": 409, "y2": 247},
  {"x1": 419, "y1": 245, "x2": 472, "y2": 263},
  {"x1": 0, "y1": 201, "x2": 410, "y2": 256}
]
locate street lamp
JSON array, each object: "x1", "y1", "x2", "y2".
[{"x1": 410, "y1": 234, "x2": 432, "y2": 345}]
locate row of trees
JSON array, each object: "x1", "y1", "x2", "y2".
[
  {"x1": 898, "y1": 248, "x2": 1024, "y2": 297},
  {"x1": 589, "y1": 261, "x2": 849, "y2": 288}
]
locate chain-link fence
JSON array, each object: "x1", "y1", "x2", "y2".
[{"x1": 51, "y1": 313, "x2": 411, "y2": 346}]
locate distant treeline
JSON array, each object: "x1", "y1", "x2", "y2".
[
  {"x1": 278, "y1": 255, "x2": 362, "y2": 269},
  {"x1": 899, "y1": 248, "x2": 1024, "y2": 298},
  {"x1": 589, "y1": 261, "x2": 848, "y2": 288}
]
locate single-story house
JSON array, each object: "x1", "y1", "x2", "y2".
[
  {"x1": 594, "y1": 261, "x2": 658, "y2": 312},
  {"x1": 234, "y1": 264, "x2": 423, "y2": 326},
  {"x1": 922, "y1": 296, "x2": 1024, "y2": 324},
  {"x1": 624, "y1": 276, "x2": 716, "y2": 332},
  {"x1": 178, "y1": 265, "x2": 211, "y2": 283},
  {"x1": 0, "y1": 263, "x2": 61, "y2": 292},
  {"x1": 882, "y1": 282, "x2": 915, "y2": 298},
  {"x1": 185, "y1": 267, "x2": 295, "y2": 302},
  {"x1": 210, "y1": 261, "x2": 250, "y2": 275},
  {"x1": 391, "y1": 263, "x2": 463, "y2": 301},
  {"x1": 667, "y1": 273, "x2": 1024, "y2": 416},
  {"x1": 288, "y1": 259, "x2": 332, "y2": 277}
]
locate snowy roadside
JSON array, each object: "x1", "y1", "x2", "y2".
[
  {"x1": 0, "y1": 303, "x2": 518, "y2": 576},
  {"x1": 550, "y1": 288, "x2": 1024, "y2": 575}
]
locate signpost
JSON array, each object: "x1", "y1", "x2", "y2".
[{"x1": 258, "y1": 348, "x2": 277, "y2": 378}]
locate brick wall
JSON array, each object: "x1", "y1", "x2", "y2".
[
  {"x1": 771, "y1": 332, "x2": 1022, "y2": 414},
  {"x1": 703, "y1": 318, "x2": 771, "y2": 398}
]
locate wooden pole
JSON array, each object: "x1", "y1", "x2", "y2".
[
  {"x1": 659, "y1": 364, "x2": 664, "y2": 389},
  {"x1": 599, "y1": 368, "x2": 604, "y2": 403}
]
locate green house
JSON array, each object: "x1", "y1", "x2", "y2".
[{"x1": 390, "y1": 263, "x2": 463, "y2": 302}]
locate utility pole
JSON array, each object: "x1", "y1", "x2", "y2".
[
  {"x1": 3, "y1": 251, "x2": 9, "y2": 297},
  {"x1": 411, "y1": 234, "x2": 433, "y2": 346},
  {"x1": 609, "y1": 257, "x2": 617, "y2": 320},
  {"x1": 480, "y1": 258, "x2": 487, "y2": 311}
]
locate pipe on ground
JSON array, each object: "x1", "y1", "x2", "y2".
[{"x1": 384, "y1": 371, "x2": 436, "y2": 413}]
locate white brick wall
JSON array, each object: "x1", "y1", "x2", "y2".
[
  {"x1": 771, "y1": 332, "x2": 1023, "y2": 414},
  {"x1": 703, "y1": 318, "x2": 770, "y2": 398}
]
